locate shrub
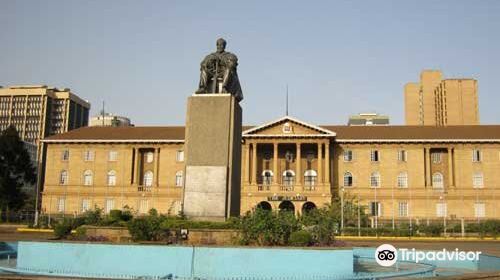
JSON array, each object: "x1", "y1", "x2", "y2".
[
  {"x1": 54, "y1": 218, "x2": 74, "y2": 239},
  {"x1": 83, "y1": 208, "x2": 103, "y2": 225},
  {"x1": 289, "y1": 230, "x2": 312, "y2": 247},
  {"x1": 127, "y1": 210, "x2": 170, "y2": 241},
  {"x1": 301, "y1": 208, "x2": 336, "y2": 245}
]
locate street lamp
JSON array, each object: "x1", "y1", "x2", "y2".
[{"x1": 340, "y1": 187, "x2": 345, "y2": 233}]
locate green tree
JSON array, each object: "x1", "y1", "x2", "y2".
[{"x1": 0, "y1": 126, "x2": 36, "y2": 222}]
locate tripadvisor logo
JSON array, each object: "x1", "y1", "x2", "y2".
[{"x1": 375, "y1": 244, "x2": 482, "y2": 266}]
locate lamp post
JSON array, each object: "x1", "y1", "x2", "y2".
[{"x1": 341, "y1": 187, "x2": 345, "y2": 233}]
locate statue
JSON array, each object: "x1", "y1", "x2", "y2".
[{"x1": 196, "y1": 38, "x2": 243, "y2": 102}]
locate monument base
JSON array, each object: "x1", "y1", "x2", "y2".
[{"x1": 182, "y1": 94, "x2": 242, "y2": 221}]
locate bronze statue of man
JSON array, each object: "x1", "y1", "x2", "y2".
[{"x1": 196, "y1": 38, "x2": 243, "y2": 101}]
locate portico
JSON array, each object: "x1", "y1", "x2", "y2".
[{"x1": 240, "y1": 116, "x2": 336, "y2": 214}]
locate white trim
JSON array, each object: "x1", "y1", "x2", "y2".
[
  {"x1": 242, "y1": 116, "x2": 336, "y2": 136},
  {"x1": 336, "y1": 139, "x2": 500, "y2": 143},
  {"x1": 243, "y1": 134, "x2": 333, "y2": 138},
  {"x1": 42, "y1": 139, "x2": 184, "y2": 143}
]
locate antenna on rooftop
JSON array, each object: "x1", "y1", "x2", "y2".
[
  {"x1": 102, "y1": 100, "x2": 105, "y2": 126},
  {"x1": 286, "y1": 84, "x2": 289, "y2": 116}
]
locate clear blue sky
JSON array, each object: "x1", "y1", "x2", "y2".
[{"x1": 1, "y1": 0, "x2": 499, "y2": 126}]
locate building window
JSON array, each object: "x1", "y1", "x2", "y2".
[
  {"x1": 62, "y1": 150, "x2": 69, "y2": 161},
  {"x1": 107, "y1": 170, "x2": 116, "y2": 186},
  {"x1": 472, "y1": 149, "x2": 482, "y2": 162},
  {"x1": 397, "y1": 172, "x2": 408, "y2": 188},
  {"x1": 282, "y1": 170, "x2": 295, "y2": 188},
  {"x1": 139, "y1": 199, "x2": 149, "y2": 214},
  {"x1": 370, "y1": 172, "x2": 380, "y2": 187},
  {"x1": 473, "y1": 172, "x2": 484, "y2": 188},
  {"x1": 431, "y1": 152, "x2": 441, "y2": 163},
  {"x1": 143, "y1": 171, "x2": 153, "y2": 187},
  {"x1": 145, "y1": 152, "x2": 154, "y2": 163},
  {"x1": 105, "y1": 199, "x2": 115, "y2": 214},
  {"x1": 57, "y1": 198, "x2": 65, "y2": 213},
  {"x1": 108, "y1": 150, "x2": 118, "y2": 161},
  {"x1": 81, "y1": 199, "x2": 90, "y2": 213},
  {"x1": 60, "y1": 170, "x2": 68, "y2": 185},
  {"x1": 176, "y1": 150, "x2": 184, "y2": 162},
  {"x1": 398, "y1": 202, "x2": 408, "y2": 217},
  {"x1": 474, "y1": 202, "x2": 485, "y2": 218},
  {"x1": 262, "y1": 170, "x2": 273, "y2": 186},
  {"x1": 84, "y1": 150, "x2": 94, "y2": 161},
  {"x1": 304, "y1": 170, "x2": 317, "y2": 188},
  {"x1": 83, "y1": 170, "x2": 93, "y2": 186},
  {"x1": 343, "y1": 150, "x2": 353, "y2": 162},
  {"x1": 343, "y1": 172, "x2": 353, "y2": 187},
  {"x1": 398, "y1": 150, "x2": 407, "y2": 162},
  {"x1": 370, "y1": 150, "x2": 379, "y2": 162},
  {"x1": 436, "y1": 202, "x2": 447, "y2": 217},
  {"x1": 432, "y1": 172, "x2": 443, "y2": 189},
  {"x1": 370, "y1": 202, "x2": 381, "y2": 217},
  {"x1": 175, "y1": 171, "x2": 183, "y2": 187}
]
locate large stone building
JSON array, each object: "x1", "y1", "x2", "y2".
[
  {"x1": 0, "y1": 85, "x2": 90, "y2": 149},
  {"x1": 404, "y1": 70, "x2": 479, "y2": 126},
  {"x1": 40, "y1": 116, "x2": 500, "y2": 226}
]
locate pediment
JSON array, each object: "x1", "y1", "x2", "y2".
[{"x1": 243, "y1": 116, "x2": 336, "y2": 138}]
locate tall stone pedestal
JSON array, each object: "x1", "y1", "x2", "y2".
[{"x1": 182, "y1": 94, "x2": 242, "y2": 221}]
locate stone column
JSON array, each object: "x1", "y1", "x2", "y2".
[
  {"x1": 132, "y1": 148, "x2": 138, "y2": 185},
  {"x1": 153, "y1": 148, "x2": 159, "y2": 187},
  {"x1": 296, "y1": 143, "x2": 301, "y2": 184},
  {"x1": 252, "y1": 142, "x2": 258, "y2": 184},
  {"x1": 425, "y1": 147, "x2": 431, "y2": 187},
  {"x1": 317, "y1": 143, "x2": 323, "y2": 184},
  {"x1": 448, "y1": 147, "x2": 454, "y2": 187},
  {"x1": 325, "y1": 142, "x2": 330, "y2": 184},
  {"x1": 244, "y1": 144, "x2": 250, "y2": 184},
  {"x1": 273, "y1": 142, "x2": 279, "y2": 184}
]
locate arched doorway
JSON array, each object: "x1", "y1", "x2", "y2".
[
  {"x1": 302, "y1": 202, "x2": 317, "y2": 214},
  {"x1": 279, "y1": 200, "x2": 295, "y2": 212},
  {"x1": 256, "y1": 201, "x2": 272, "y2": 211}
]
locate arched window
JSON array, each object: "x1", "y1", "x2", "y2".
[
  {"x1": 370, "y1": 172, "x2": 380, "y2": 188},
  {"x1": 397, "y1": 172, "x2": 408, "y2": 188},
  {"x1": 83, "y1": 170, "x2": 93, "y2": 186},
  {"x1": 304, "y1": 170, "x2": 317, "y2": 188},
  {"x1": 60, "y1": 170, "x2": 68, "y2": 185},
  {"x1": 343, "y1": 172, "x2": 353, "y2": 187},
  {"x1": 282, "y1": 170, "x2": 295, "y2": 191},
  {"x1": 432, "y1": 172, "x2": 443, "y2": 188},
  {"x1": 473, "y1": 172, "x2": 484, "y2": 188},
  {"x1": 262, "y1": 170, "x2": 273, "y2": 186},
  {"x1": 145, "y1": 152, "x2": 154, "y2": 163},
  {"x1": 107, "y1": 170, "x2": 116, "y2": 186},
  {"x1": 175, "y1": 171, "x2": 183, "y2": 187},
  {"x1": 143, "y1": 171, "x2": 153, "y2": 187}
]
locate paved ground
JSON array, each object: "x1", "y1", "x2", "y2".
[
  {"x1": 342, "y1": 240, "x2": 500, "y2": 257},
  {"x1": 0, "y1": 225, "x2": 54, "y2": 242}
]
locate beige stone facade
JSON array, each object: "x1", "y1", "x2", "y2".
[
  {"x1": 404, "y1": 70, "x2": 479, "y2": 126},
  {"x1": 41, "y1": 117, "x2": 500, "y2": 225}
]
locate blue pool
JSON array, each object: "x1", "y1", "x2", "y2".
[{"x1": 1, "y1": 241, "x2": 499, "y2": 279}]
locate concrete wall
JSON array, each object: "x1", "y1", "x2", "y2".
[{"x1": 16, "y1": 241, "x2": 353, "y2": 279}]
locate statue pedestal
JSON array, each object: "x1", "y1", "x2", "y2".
[{"x1": 182, "y1": 94, "x2": 242, "y2": 221}]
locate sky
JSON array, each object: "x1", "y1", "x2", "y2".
[{"x1": 1, "y1": 0, "x2": 499, "y2": 126}]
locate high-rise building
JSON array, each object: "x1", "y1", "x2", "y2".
[
  {"x1": 90, "y1": 113, "x2": 132, "y2": 127},
  {"x1": 0, "y1": 85, "x2": 91, "y2": 149},
  {"x1": 404, "y1": 70, "x2": 479, "y2": 126},
  {"x1": 348, "y1": 113, "x2": 389, "y2": 126}
]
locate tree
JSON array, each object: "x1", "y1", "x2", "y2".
[{"x1": 0, "y1": 125, "x2": 36, "y2": 222}]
